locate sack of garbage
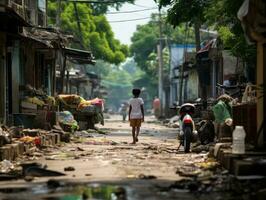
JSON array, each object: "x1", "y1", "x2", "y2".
[{"x1": 58, "y1": 111, "x2": 79, "y2": 132}]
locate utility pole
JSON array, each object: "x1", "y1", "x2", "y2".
[
  {"x1": 56, "y1": 0, "x2": 64, "y2": 93},
  {"x1": 157, "y1": 8, "x2": 163, "y2": 116},
  {"x1": 179, "y1": 23, "x2": 189, "y2": 105},
  {"x1": 56, "y1": 0, "x2": 61, "y2": 28},
  {"x1": 73, "y1": 2, "x2": 84, "y2": 48}
]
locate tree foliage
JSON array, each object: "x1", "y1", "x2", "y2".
[
  {"x1": 47, "y1": 0, "x2": 129, "y2": 64},
  {"x1": 157, "y1": 0, "x2": 256, "y2": 62},
  {"x1": 157, "y1": 0, "x2": 209, "y2": 27},
  {"x1": 86, "y1": 58, "x2": 146, "y2": 109},
  {"x1": 204, "y1": 0, "x2": 256, "y2": 62},
  {"x1": 90, "y1": 0, "x2": 135, "y2": 15},
  {"x1": 130, "y1": 13, "x2": 194, "y2": 75}
]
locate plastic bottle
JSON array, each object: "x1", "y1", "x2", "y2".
[{"x1": 232, "y1": 126, "x2": 246, "y2": 154}]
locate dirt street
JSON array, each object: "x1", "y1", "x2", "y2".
[
  {"x1": 37, "y1": 114, "x2": 200, "y2": 181},
  {"x1": 1, "y1": 115, "x2": 264, "y2": 200}
]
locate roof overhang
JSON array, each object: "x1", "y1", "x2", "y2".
[
  {"x1": 0, "y1": 5, "x2": 31, "y2": 32},
  {"x1": 63, "y1": 47, "x2": 96, "y2": 65},
  {"x1": 21, "y1": 27, "x2": 71, "y2": 49},
  {"x1": 20, "y1": 30, "x2": 53, "y2": 48}
]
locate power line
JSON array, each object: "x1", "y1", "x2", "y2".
[
  {"x1": 106, "y1": 7, "x2": 157, "y2": 14},
  {"x1": 61, "y1": 0, "x2": 131, "y2": 3},
  {"x1": 108, "y1": 17, "x2": 151, "y2": 23},
  {"x1": 57, "y1": 7, "x2": 157, "y2": 15},
  {"x1": 47, "y1": 15, "x2": 152, "y2": 23},
  {"x1": 133, "y1": 3, "x2": 156, "y2": 8}
]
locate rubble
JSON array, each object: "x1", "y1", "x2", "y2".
[
  {"x1": 0, "y1": 126, "x2": 12, "y2": 147},
  {"x1": 21, "y1": 162, "x2": 65, "y2": 177},
  {"x1": 64, "y1": 166, "x2": 75, "y2": 171}
]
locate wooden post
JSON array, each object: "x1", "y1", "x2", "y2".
[
  {"x1": 11, "y1": 40, "x2": 20, "y2": 114},
  {"x1": 256, "y1": 42, "x2": 265, "y2": 147},
  {"x1": 194, "y1": 20, "x2": 201, "y2": 52},
  {"x1": 0, "y1": 33, "x2": 6, "y2": 123},
  {"x1": 66, "y1": 70, "x2": 69, "y2": 94},
  {"x1": 60, "y1": 55, "x2": 66, "y2": 94},
  {"x1": 262, "y1": 43, "x2": 266, "y2": 147}
]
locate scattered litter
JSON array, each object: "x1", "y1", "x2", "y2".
[
  {"x1": 64, "y1": 166, "x2": 75, "y2": 171},
  {"x1": 0, "y1": 174, "x2": 18, "y2": 181},
  {"x1": 85, "y1": 138, "x2": 117, "y2": 145},
  {"x1": 21, "y1": 162, "x2": 65, "y2": 177},
  {"x1": 85, "y1": 173, "x2": 92, "y2": 176},
  {"x1": 77, "y1": 147, "x2": 85, "y2": 151},
  {"x1": 0, "y1": 160, "x2": 14, "y2": 173},
  {"x1": 24, "y1": 176, "x2": 34, "y2": 182},
  {"x1": 138, "y1": 174, "x2": 157, "y2": 179}
]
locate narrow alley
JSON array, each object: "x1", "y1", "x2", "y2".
[
  {"x1": 0, "y1": 115, "x2": 265, "y2": 200},
  {"x1": 0, "y1": 0, "x2": 266, "y2": 199}
]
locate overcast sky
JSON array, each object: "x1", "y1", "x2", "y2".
[{"x1": 106, "y1": 0, "x2": 158, "y2": 45}]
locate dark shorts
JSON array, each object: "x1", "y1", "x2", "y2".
[{"x1": 130, "y1": 119, "x2": 142, "y2": 127}]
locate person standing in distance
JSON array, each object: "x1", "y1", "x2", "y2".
[{"x1": 128, "y1": 88, "x2": 144, "y2": 144}]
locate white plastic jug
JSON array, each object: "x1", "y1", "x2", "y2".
[{"x1": 232, "y1": 126, "x2": 246, "y2": 154}]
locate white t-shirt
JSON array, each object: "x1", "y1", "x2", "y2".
[{"x1": 129, "y1": 97, "x2": 144, "y2": 119}]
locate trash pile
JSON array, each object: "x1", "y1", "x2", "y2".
[
  {"x1": 158, "y1": 154, "x2": 266, "y2": 199},
  {"x1": 0, "y1": 160, "x2": 66, "y2": 181},
  {"x1": 18, "y1": 85, "x2": 104, "y2": 131},
  {"x1": 0, "y1": 92, "x2": 105, "y2": 176},
  {"x1": 58, "y1": 111, "x2": 79, "y2": 132},
  {"x1": 158, "y1": 168, "x2": 266, "y2": 199},
  {"x1": 21, "y1": 84, "x2": 56, "y2": 111},
  {"x1": 0, "y1": 124, "x2": 71, "y2": 162},
  {"x1": 57, "y1": 94, "x2": 104, "y2": 129},
  {"x1": 0, "y1": 122, "x2": 74, "y2": 181}
]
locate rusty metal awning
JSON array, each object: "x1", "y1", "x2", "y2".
[
  {"x1": 63, "y1": 47, "x2": 96, "y2": 65},
  {"x1": 20, "y1": 31, "x2": 53, "y2": 48},
  {"x1": 20, "y1": 27, "x2": 71, "y2": 49}
]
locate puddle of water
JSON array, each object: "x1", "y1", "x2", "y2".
[
  {"x1": 0, "y1": 178, "x2": 265, "y2": 200},
  {"x1": 0, "y1": 187, "x2": 28, "y2": 193},
  {"x1": 0, "y1": 184, "x2": 126, "y2": 200},
  {"x1": 54, "y1": 185, "x2": 125, "y2": 200}
]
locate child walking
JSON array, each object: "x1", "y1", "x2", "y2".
[{"x1": 128, "y1": 88, "x2": 144, "y2": 144}]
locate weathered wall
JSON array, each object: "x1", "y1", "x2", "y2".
[
  {"x1": 222, "y1": 50, "x2": 238, "y2": 80},
  {"x1": 21, "y1": 40, "x2": 36, "y2": 87},
  {"x1": 11, "y1": 40, "x2": 20, "y2": 114},
  {"x1": 0, "y1": 32, "x2": 6, "y2": 123},
  {"x1": 186, "y1": 69, "x2": 199, "y2": 100}
]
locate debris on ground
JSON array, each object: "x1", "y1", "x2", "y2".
[
  {"x1": 64, "y1": 166, "x2": 75, "y2": 171},
  {"x1": 138, "y1": 174, "x2": 157, "y2": 179},
  {"x1": 84, "y1": 138, "x2": 118, "y2": 145},
  {"x1": 21, "y1": 162, "x2": 65, "y2": 177}
]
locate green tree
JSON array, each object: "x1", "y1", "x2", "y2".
[
  {"x1": 157, "y1": 0, "x2": 256, "y2": 63},
  {"x1": 88, "y1": 58, "x2": 145, "y2": 110},
  {"x1": 47, "y1": 1, "x2": 129, "y2": 64},
  {"x1": 130, "y1": 13, "x2": 194, "y2": 74},
  {"x1": 90, "y1": 0, "x2": 135, "y2": 15},
  {"x1": 204, "y1": 0, "x2": 256, "y2": 62},
  {"x1": 156, "y1": 0, "x2": 211, "y2": 50},
  {"x1": 130, "y1": 13, "x2": 196, "y2": 100}
]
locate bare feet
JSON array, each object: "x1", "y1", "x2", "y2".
[
  {"x1": 130, "y1": 142, "x2": 136, "y2": 145},
  {"x1": 135, "y1": 137, "x2": 138, "y2": 142}
]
